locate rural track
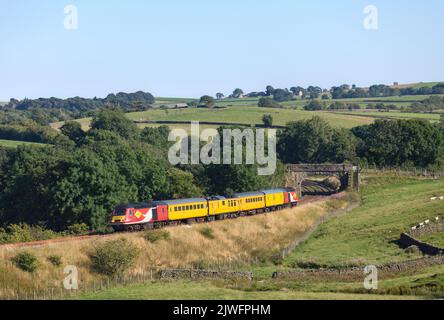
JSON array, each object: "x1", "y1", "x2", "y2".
[{"x1": 0, "y1": 192, "x2": 347, "y2": 250}]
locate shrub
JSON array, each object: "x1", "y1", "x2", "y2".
[
  {"x1": 65, "y1": 223, "x2": 89, "y2": 236},
  {"x1": 12, "y1": 252, "x2": 39, "y2": 273},
  {"x1": 199, "y1": 227, "x2": 215, "y2": 240},
  {"x1": 48, "y1": 255, "x2": 63, "y2": 267},
  {"x1": 1, "y1": 224, "x2": 57, "y2": 244},
  {"x1": 143, "y1": 230, "x2": 171, "y2": 243},
  {"x1": 90, "y1": 238, "x2": 139, "y2": 277},
  {"x1": 258, "y1": 97, "x2": 282, "y2": 109}
]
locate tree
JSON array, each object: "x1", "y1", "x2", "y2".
[
  {"x1": 140, "y1": 126, "x2": 171, "y2": 149},
  {"x1": 232, "y1": 88, "x2": 244, "y2": 99},
  {"x1": 266, "y1": 86, "x2": 275, "y2": 97},
  {"x1": 278, "y1": 117, "x2": 340, "y2": 164},
  {"x1": 258, "y1": 97, "x2": 282, "y2": 108},
  {"x1": 90, "y1": 109, "x2": 139, "y2": 140},
  {"x1": 60, "y1": 121, "x2": 86, "y2": 145},
  {"x1": 304, "y1": 100, "x2": 324, "y2": 111},
  {"x1": 262, "y1": 115, "x2": 273, "y2": 128},
  {"x1": 199, "y1": 95, "x2": 215, "y2": 108},
  {"x1": 216, "y1": 93, "x2": 225, "y2": 100},
  {"x1": 352, "y1": 119, "x2": 442, "y2": 168},
  {"x1": 272, "y1": 89, "x2": 293, "y2": 102}
]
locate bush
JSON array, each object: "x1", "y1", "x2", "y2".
[
  {"x1": 90, "y1": 238, "x2": 139, "y2": 276},
  {"x1": 258, "y1": 97, "x2": 282, "y2": 108},
  {"x1": 65, "y1": 223, "x2": 89, "y2": 236},
  {"x1": 0, "y1": 224, "x2": 57, "y2": 244},
  {"x1": 143, "y1": 230, "x2": 171, "y2": 243},
  {"x1": 199, "y1": 227, "x2": 215, "y2": 240},
  {"x1": 12, "y1": 252, "x2": 39, "y2": 273},
  {"x1": 48, "y1": 255, "x2": 63, "y2": 267}
]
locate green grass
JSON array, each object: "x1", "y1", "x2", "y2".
[
  {"x1": 418, "y1": 231, "x2": 444, "y2": 248},
  {"x1": 334, "y1": 111, "x2": 442, "y2": 122},
  {"x1": 127, "y1": 106, "x2": 374, "y2": 129},
  {"x1": 394, "y1": 82, "x2": 444, "y2": 89},
  {"x1": 0, "y1": 139, "x2": 48, "y2": 148},
  {"x1": 284, "y1": 176, "x2": 444, "y2": 267},
  {"x1": 73, "y1": 280, "x2": 419, "y2": 300}
]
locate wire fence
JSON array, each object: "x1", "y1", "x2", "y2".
[
  {"x1": 361, "y1": 166, "x2": 444, "y2": 178},
  {"x1": 1, "y1": 269, "x2": 158, "y2": 300}
]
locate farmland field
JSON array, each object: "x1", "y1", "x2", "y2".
[{"x1": 50, "y1": 93, "x2": 444, "y2": 133}]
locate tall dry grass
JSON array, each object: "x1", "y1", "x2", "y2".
[{"x1": 0, "y1": 197, "x2": 350, "y2": 297}]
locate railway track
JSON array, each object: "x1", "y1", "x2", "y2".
[{"x1": 0, "y1": 192, "x2": 346, "y2": 249}]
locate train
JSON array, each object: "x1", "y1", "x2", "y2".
[{"x1": 110, "y1": 188, "x2": 300, "y2": 232}]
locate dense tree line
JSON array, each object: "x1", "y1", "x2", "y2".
[
  {"x1": 1, "y1": 91, "x2": 155, "y2": 125},
  {"x1": 220, "y1": 83, "x2": 444, "y2": 103},
  {"x1": 276, "y1": 116, "x2": 443, "y2": 169}
]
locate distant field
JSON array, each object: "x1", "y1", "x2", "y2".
[
  {"x1": 127, "y1": 107, "x2": 374, "y2": 129},
  {"x1": 392, "y1": 82, "x2": 444, "y2": 89},
  {"x1": 50, "y1": 93, "x2": 444, "y2": 132},
  {"x1": 0, "y1": 139, "x2": 47, "y2": 148},
  {"x1": 334, "y1": 111, "x2": 441, "y2": 122}
]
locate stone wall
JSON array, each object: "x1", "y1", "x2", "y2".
[
  {"x1": 272, "y1": 255, "x2": 444, "y2": 281},
  {"x1": 399, "y1": 233, "x2": 444, "y2": 256}
]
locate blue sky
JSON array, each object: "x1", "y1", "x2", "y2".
[{"x1": 0, "y1": 0, "x2": 443, "y2": 100}]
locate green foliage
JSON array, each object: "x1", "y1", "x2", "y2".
[
  {"x1": 258, "y1": 97, "x2": 282, "y2": 108},
  {"x1": 2, "y1": 91, "x2": 155, "y2": 123},
  {"x1": 199, "y1": 95, "x2": 215, "y2": 108},
  {"x1": 0, "y1": 119, "x2": 170, "y2": 230},
  {"x1": 167, "y1": 168, "x2": 203, "y2": 199},
  {"x1": 0, "y1": 224, "x2": 57, "y2": 244},
  {"x1": 143, "y1": 230, "x2": 171, "y2": 243},
  {"x1": 199, "y1": 227, "x2": 215, "y2": 240},
  {"x1": 262, "y1": 115, "x2": 273, "y2": 128},
  {"x1": 352, "y1": 119, "x2": 442, "y2": 168},
  {"x1": 48, "y1": 255, "x2": 63, "y2": 267},
  {"x1": 60, "y1": 121, "x2": 85, "y2": 145},
  {"x1": 304, "y1": 100, "x2": 325, "y2": 111},
  {"x1": 64, "y1": 223, "x2": 90, "y2": 236},
  {"x1": 12, "y1": 252, "x2": 39, "y2": 273},
  {"x1": 272, "y1": 89, "x2": 293, "y2": 102},
  {"x1": 90, "y1": 238, "x2": 139, "y2": 276},
  {"x1": 140, "y1": 125, "x2": 170, "y2": 149},
  {"x1": 0, "y1": 123, "x2": 58, "y2": 144},
  {"x1": 277, "y1": 116, "x2": 356, "y2": 164},
  {"x1": 90, "y1": 109, "x2": 139, "y2": 140}
]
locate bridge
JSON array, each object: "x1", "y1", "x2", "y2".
[{"x1": 286, "y1": 164, "x2": 360, "y2": 197}]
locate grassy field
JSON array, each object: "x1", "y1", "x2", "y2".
[
  {"x1": 74, "y1": 280, "x2": 420, "y2": 300},
  {"x1": 50, "y1": 92, "x2": 444, "y2": 133},
  {"x1": 334, "y1": 110, "x2": 441, "y2": 122},
  {"x1": 0, "y1": 139, "x2": 47, "y2": 148},
  {"x1": 417, "y1": 231, "x2": 444, "y2": 248},
  {"x1": 126, "y1": 107, "x2": 374, "y2": 129},
  {"x1": 284, "y1": 176, "x2": 444, "y2": 267}
]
